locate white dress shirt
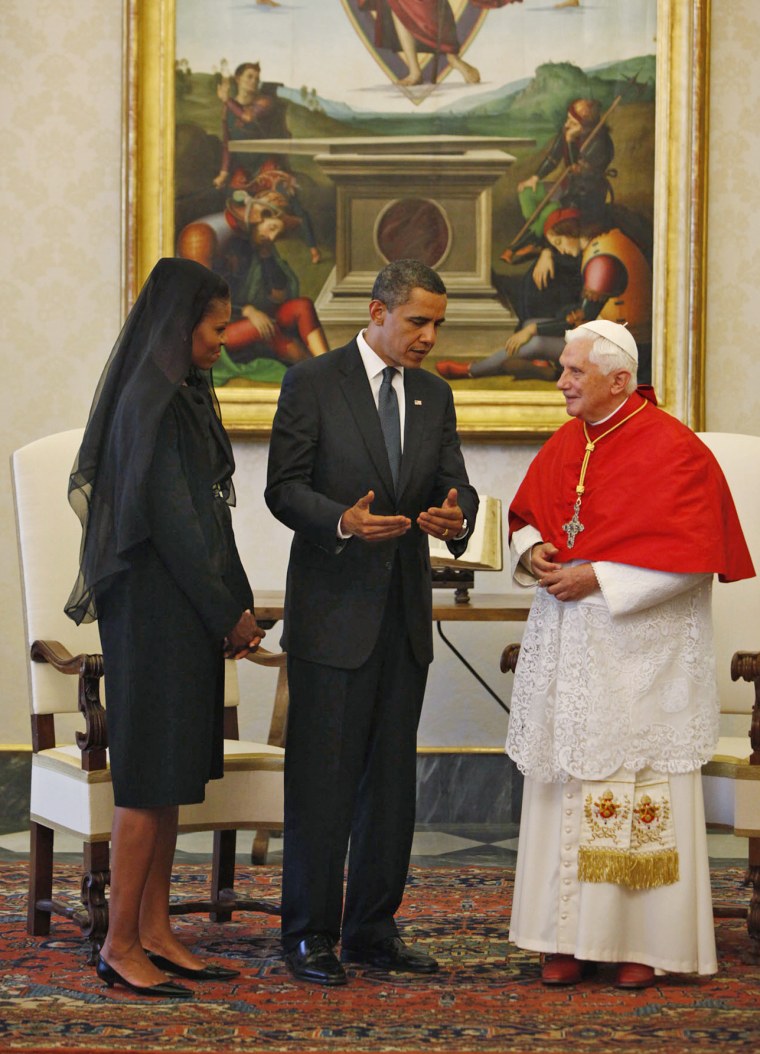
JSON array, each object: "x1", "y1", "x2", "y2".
[{"x1": 356, "y1": 328, "x2": 405, "y2": 451}]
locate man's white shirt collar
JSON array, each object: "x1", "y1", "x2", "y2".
[
  {"x1": 356, "y1": 329, "x2": 404, "y2": 382},
  {"x1": 589, "y1": 394, "x2": 632, "y2": 427}
]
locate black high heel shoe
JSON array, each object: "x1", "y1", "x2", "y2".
[
  {"x1": 96, "y1": 954, "x2": 194, "y2": 998},
  {"x1": 144, "y1": 949, "x2": 240, "y2": 980}
]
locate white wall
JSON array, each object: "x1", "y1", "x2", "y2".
[
  {"x1": 2, "y1": 0, "x2": 758, "y2": 747},
  {"x1": 1, "y1": 1, "x2": 123, "y2": 745}
]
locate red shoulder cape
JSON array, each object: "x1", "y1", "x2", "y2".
[{"x1": 509, "y1": 395, "x2": 755, "y2": 583}]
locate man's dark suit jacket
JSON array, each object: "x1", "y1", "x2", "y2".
[{"x1": 265, "y1": 340, "x2": 479, "y2": 669}]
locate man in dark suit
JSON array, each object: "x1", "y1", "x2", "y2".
[{"x1": 265, "y1": 259, "x2": 478, "y2": 986}]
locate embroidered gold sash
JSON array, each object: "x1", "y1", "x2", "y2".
[{"x1": 578, "y1": 772, "x2": 679, "y2": 890}]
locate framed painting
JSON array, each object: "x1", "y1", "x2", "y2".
[{"x1": 124, "y1": 0, "x2": 709, "y2": 438}]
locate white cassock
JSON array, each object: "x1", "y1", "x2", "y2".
[{"x1": 506, "y1": 526, "x2": 719, "y2": 974}]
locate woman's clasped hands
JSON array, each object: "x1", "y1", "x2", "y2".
[{"x1": 225, "y1": 609, "x2": 265, "y2": 658}]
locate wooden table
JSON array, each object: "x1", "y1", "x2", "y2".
[
  {"x1": 254, "y1": 589, "x2": 531, "y2": 625},
  {"x1": 247, "y1": 591, "x2": 531, "y2": 862}
]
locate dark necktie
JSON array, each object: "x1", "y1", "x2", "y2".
[{"x1": 378, "y1": 365, "x2": 401, "y2": 491}]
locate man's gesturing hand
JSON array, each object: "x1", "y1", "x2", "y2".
[
  {"x1": 340, "y1": 490, "x2": 411, "y2": 542},
  {"x1": 417, "y1": 487, "x2": 464, "y2": 541}
]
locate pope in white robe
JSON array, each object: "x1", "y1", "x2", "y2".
[{"x1": 505, "y1": 320, "x2": 754, "y2": 987}]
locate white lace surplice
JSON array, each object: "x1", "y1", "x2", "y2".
[{"x1": 506, "y1": 528, "x2": 718, "y2": 783}]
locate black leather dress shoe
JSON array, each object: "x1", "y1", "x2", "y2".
[
  {"x1": 341, "y1": 936, "x2": 439, "y2": 973},
  {"x1": 284, "y1": 935, "x2": 347, "y2": 986},
  {"x1": 144, "y1": 950, "x2": 240, "y2": 980},
  {"x1": 96, "y1": 955, "x2": 193, "y2": 998}
]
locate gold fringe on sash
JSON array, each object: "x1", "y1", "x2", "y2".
[
  {"x1": 578, "y1": 845, "x2": 680, "y2": 889},
  {"x1": 578, "y1": 772, "x2": 679, "y2": 890}
]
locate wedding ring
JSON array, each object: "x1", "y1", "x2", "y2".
[{"x1": 442, "y1": 528, "x2": 449, "y2": 538}]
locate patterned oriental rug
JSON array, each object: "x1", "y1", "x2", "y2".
[{"x1": 0, "y1": 863, "x2": 758, "y2": 1054}]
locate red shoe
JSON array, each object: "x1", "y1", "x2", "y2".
[
  {"x1": 436, "y1": 360, "x2": 472, "y2": 379},
  {"x1": 614, "y1": 962, "x2": 655, "y2": 989},
  {"x1": 541, "y1": 954, "x2": 582, "y2": 986}
]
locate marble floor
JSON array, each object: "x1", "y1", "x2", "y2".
[{"x1": 0, "y1": 824, "x2": 748, "y2": 868}]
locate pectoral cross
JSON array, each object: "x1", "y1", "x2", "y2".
[{"x1": 562, "y1": 497, "x2": 585, "y2": 549}]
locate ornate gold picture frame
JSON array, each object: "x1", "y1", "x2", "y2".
[{"x1": 124, "y1": 0, "x2": 708, "y2": 438}]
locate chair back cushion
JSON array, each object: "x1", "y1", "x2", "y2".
[
  {"x1": 12, "y1": 429, "x2": 100, "y2": 716},
  {"x1": 697, "y1": 432, "x2": 760, "y2": 715},
  {"x1": 13, "y1": 429, "x2": 241, "y2": 718}
]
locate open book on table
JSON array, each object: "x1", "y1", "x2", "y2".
[{"x1": 428, "y1": 495, "x2": 503, "y2": 572}]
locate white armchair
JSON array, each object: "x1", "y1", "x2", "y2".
[
  {"x1": 697, "y1": 433, "x2": 760, "y2": 939},
  {"x1": 12, "y1": 428, "x2": 285, "y2": 955}
]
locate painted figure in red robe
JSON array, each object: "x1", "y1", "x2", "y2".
[{"x1": 358, "y1": 0, "x2": 522, "y2": 85}]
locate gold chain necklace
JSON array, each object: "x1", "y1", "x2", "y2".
[{"x1": 561, "y1": 397, "x2": 648, "y2": 548}]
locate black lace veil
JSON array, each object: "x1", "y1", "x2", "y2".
[{"x1": 65, "y1": 257, "x2": 231, "y2": 624}]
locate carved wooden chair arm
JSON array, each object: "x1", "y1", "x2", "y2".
[
  {"x1": 246, "y1": 645, "x2": 286, "y2": 669},
  {"x1": 31, "y1": 639, "x2": 104, "y2": 679},
  {"x1": 731, "y1": 651, "x2": 760, "y2": 766},
  {"x1": 500, "y1": 642, "x2": 521, "y2": 674},
  {"x1": 30, "y1": 639, "x2": 107, "y2": 768},
  {"x1": 244, "y1": 645, "x2": 289, "y2": 750},
  {"x1": 731, "y1": 651, "x2": 760, "y2": 683}
]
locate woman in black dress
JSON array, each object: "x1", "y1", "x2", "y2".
[{"x1": 66, "y1": 258, "x2": 264, "y2": 998}]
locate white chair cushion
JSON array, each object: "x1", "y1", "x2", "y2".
[
  {"x1": 31, "y1": 751, "x2": 114, "y2": 841},
  {"x1": 711, "y1": 736, "x2": 752, "y2": 764},
  {"x1": 30, "y1": 741, "x2": 284, "y2": 842}
]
